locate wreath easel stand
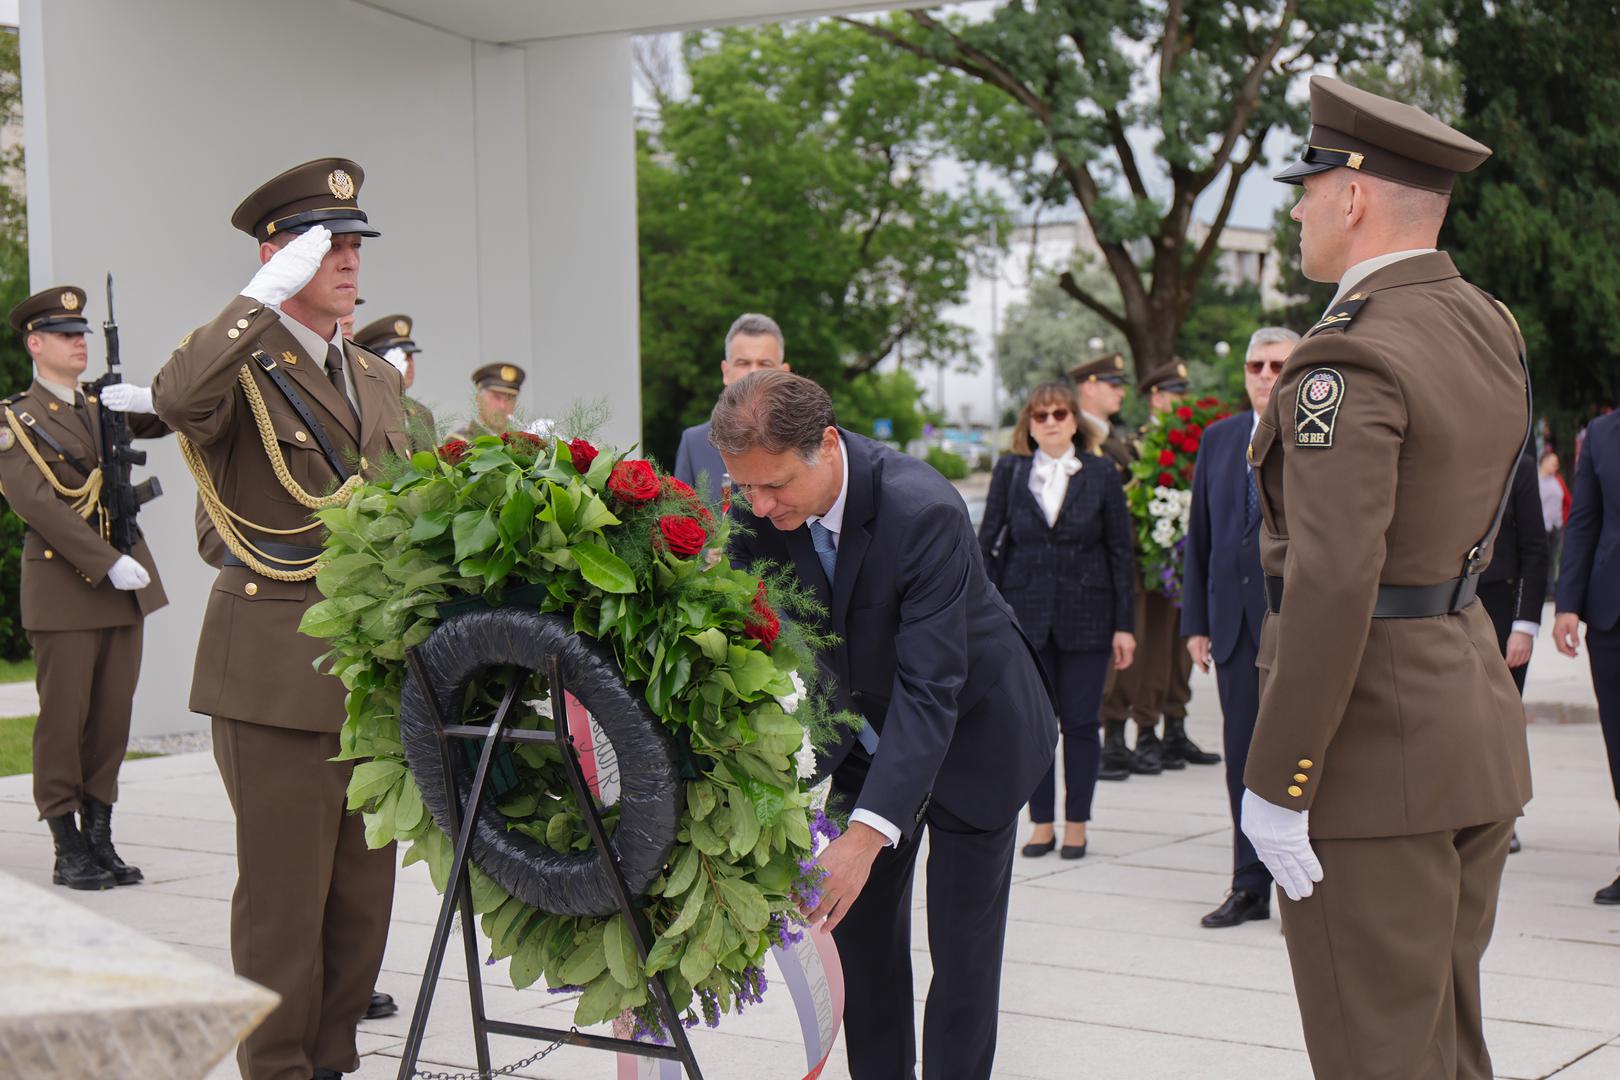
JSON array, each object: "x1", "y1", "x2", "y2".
[{"x1": 393, "y1": 628, "x2": 704, "y2": 1080}]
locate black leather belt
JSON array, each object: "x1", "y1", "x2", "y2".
[
  {"x1": 1264, "y1": 573, "x2": 1480, "y2": 619},
  {"x1": 222, "y1": 538, "x2": 322, "y2": 570}
]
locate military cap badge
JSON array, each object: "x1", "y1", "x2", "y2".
[
  {"x1": 328, "y1": 169, "x2": 356, "y2": 200},
  {"x1": 61, "y1": 292, "x2": 79, "y2": 311},
  {"x1": 394, "y1": 318, "x2": 410, "y2": 336}
]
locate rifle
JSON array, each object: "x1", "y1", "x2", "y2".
[{"x1": 90, "y1": 273, "x2": 161, "y2": 553}]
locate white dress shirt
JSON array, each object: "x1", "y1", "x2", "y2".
[
  {"x1": 280, "y1": 311, "x2": 361, "y2": 421},
  {"x1": 34, "y1": 375, "x2": 77, "y2": 404},
  {"x1": 809, "y1": 438, "x2": 901, "y2": 847}
]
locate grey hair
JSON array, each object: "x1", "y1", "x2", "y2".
[
  {"x1": 709, "y1": 370, "x2": 836, "y2": 462},
  {"x1": 724, "y1": 313, "x2": 785, "y2": 358},
  {"x1": 1247, "y1": 326, "x2": 1300, "y2": 359}
]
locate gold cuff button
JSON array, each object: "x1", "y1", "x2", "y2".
[
  {"x1": 236, "y1": 319, "x2": 250, "y2": 329},
  {"x1": 244, "y1": 582, "x2": 259, "y2": 596},
  {"x1": 227, "y1": 328, "x2": 240, "y2": 339},
  {"x1": 294, "y1": 431, "x2": 308, "y2": 443},
  {"x1": 1297, "y1": 759, "x2": 1313, "y2": 769},
  {"x1": 1286, "y1": 785, "x2": 1304, "y2": 798},
  {"x1": 42, "y1": 549, "x2": 53, "y2": 559},
  {"x1": 1294, "y1": 773, "x2": 1308, "y2": 783}
]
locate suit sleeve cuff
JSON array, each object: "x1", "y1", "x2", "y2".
[
  {"x1": 1511, "y1": 620, "x2": 1539, "y2": 637},
  {"x1": 849, "y1": 809, "x2": 901, "y2": 848}
]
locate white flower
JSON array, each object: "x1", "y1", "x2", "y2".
[
  {"x1": 1151, "y1": 518, "x2": 1176, "y2": 547},
  {"x1": 774, "y1": 670, "x2": 808, "y2": 714},
  {"x1": 795, "y1": 730, "x2": 818, "y2": 780}
]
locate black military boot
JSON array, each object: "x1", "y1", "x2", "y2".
[
  {"x1": 1130, "y1": 727, "x2": 1165, "y2": 775},
  {"x1": 1099, "y1": 723, "x2": 1132, "y2": 781},
  {"x1": 47, "y1": 813, "x2": 116, "y2": 890},
  {"x1": 81, "y1": 797, "x2": 143, "y2": 885},
  {"x1": 1164, "y1": 718, "x2": 1221, "y2": 766}
]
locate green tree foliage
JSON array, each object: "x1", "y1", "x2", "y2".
[
  {"x1": 994, "y1": 264, "x2": 1125, "y2": 399},
  {"x1": 847, "y1": 1, "x2": 1440, "y2": 379},
  {"x1": 637, "y1": 22, "x2": 1021, "y2": 462},
  {"x1": 0, "y1": 28, "x2": 31, "y2": 660},
  {"x1": 1178, "y1": 275, "x2": 1263, "y2": 407},
  {"x1": 1441, "y1": 0, "x2": 1620, "y2": 448}
]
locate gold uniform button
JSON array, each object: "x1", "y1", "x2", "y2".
[
  {"x1": 1297, "y1": 759, "x2": 1313, "y2": 769},
  {"x1": 244, "y1": 582, "x2": 258, "y2": 596},
  {"x1": 236, "y1": 318, "x2": 250, "y2": 329},
  {"x1": 1293, "y1": 773, "x2": 1309, "y2": 783},
  {"x1": 42, "y1": 549, "x2": 53, "y2": 559},
  {"x1": 227, "y1": 328, "x2": 240, "y2": 339},
  {"x1": 1287, "y1": 785, "x2": 1304, "y2": 798},
  {"x1": 294, "y1": 431, "x2": 308, "y2": 443}
]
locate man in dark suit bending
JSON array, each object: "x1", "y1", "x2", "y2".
[{"x1": 715, "y1": 370, "x2": 1057, "y2": 1080}]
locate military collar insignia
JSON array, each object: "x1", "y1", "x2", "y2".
[
  {"x1": 1295, "y1": 368, "x2": 1345, "y2": 448},
  {"x1": 282, "y1": 350, "x2": 299, "y2": 366},
  {"x1": 1307, "y1": 293, "x2": 1369, "y2": 337}
]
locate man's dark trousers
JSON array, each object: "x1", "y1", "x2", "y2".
[
  {"x1": 1214, "y1": 631, "x2": 1270, "y2": 895},
  {"x1": 831, "y1": 760, "x2": 1016, "y2": 1080}
]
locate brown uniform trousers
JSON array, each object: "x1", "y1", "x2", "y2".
[
  {"x1": 0, "y1": 381, "x2": 167, "y2": 818},
  {"x1": 1247, "y1": 253, "x2": 1532, "y2": 1078},
  {"x1": 153, "y1": 297, "x2": 409, "y2": 1080},
  {"x1": 1125, "y1": 585, "x2": 1195, "y2": 729}
]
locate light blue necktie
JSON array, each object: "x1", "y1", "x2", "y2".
[{"x1": 810, "y1": 519, "x2": 880, "y2": 754}]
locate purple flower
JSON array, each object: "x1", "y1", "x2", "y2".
[{"x1": 811, "y1": 809, "x2": 842, "y2": 846}]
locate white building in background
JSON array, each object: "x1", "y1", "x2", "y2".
[{"x1": 18, "y1": 0, "x2": 911, "y2": 737}]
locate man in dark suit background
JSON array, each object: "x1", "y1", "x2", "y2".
[
  {"x1": 673, "y1": 312, "x2": 788, "y2": 502},
  {"x1": 1181, "y1": 327, "x2": 1296, "y2": 928},
  {"x1": 1553, "y1": 407, "x2": 1620, "y2": 904},
  {"x1": 714, "y1": 370, "x2": 1056, "y2": 1080}
]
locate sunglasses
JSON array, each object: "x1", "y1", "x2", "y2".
[
  {"x1": 1245, "y1": 360, "x2": 1286, "y2": 375},
  {"x1": 1031, "y1": 408, "x2": 1071, "y2": 423}
]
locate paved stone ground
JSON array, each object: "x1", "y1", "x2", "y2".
[{"x1": 1, "y1": 610, "x2": 1616, "y2": 1079}]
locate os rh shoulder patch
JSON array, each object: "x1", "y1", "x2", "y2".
[{"x1": 1294, "y1": 368, "x2": 1345, "y2": 448}]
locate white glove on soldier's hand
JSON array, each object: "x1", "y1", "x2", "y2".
[
  {"x1": 526, "y1": 418, "x2": 556, "y2": 438},
  {"x1": 383, "y1": 347, "x2": 409, "y2": 377},
  {"x1": 1241, "y1": 788, "x2": 1323, "y2": 901},
  {"x1": 242, "y1": 225, "x2": 331, "y2": 308},
  {"x1": 107, "y1": 555, "x2": 151, "y2": 591},
  {"x1": 98, "y1": 384, "x2": 154, "y2": 414}
]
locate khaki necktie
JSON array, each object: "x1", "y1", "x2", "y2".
[{"x1": 325, "y1": 344, "x2": 358, "y2": 424}]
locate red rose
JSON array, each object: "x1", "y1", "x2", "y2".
[
  {"x1": 1167, "y1": 429, "x2": 1186, "y2": 449},
  {"x1": 745, "y1": 581, "x2": 780, "y2": 650},
  {"x1": 500, "y1": 431, "x2": 544, "y2": 456},
  {"x1": 1186, "y1": 423, "x2": 1204, "y2": 438},
  {"x1": 1158, "y1": 449, "x2": 1175, "y2": 466},
  {"x1": 1176, "y1": 406, "x2": 1193, "y2": 421},
  {"x1": 658, "y1": 514, "x2": 707, "y2": 557},
  {"x1": 1198, "y1": 397, "x2": 1218, "y2": 408},
  {"x1": 438, "y1": 439, "x2": 469, "y2": 464},
  {"x1": 570, "y1": 438, "x2": 599, "y2": 473},
  {"x1": 1184, "y1": 438, "x2": 1200, "y2": 455},
  {"x1": 1158, "y1": 471, "x2": 1176, "y2": 486},
  {"x1": 608, "y1": 460, "x2": 660, "y2": 505},
  {"x1": 662, "y1": 475, "x2": 714, "y2": 524}
]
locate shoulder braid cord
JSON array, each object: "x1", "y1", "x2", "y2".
[
  {"x1": 178, "y1": 364, "x2": 365, "y2": 582},
  {"x1": 1, "y1": 406, "x2": 105, "y2": 523}
]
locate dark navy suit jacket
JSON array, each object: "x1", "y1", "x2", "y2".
[
  {"x1": 673, "y1": 422, "x2": 727, "y2": 504},
  {"x1": 1557, "y1": 410, "x2": 1620, "y2": 632},
  {"x1": 1180, "y1": 411, "x2": 1267, "y2": 664},
  {"x1": 730, "y1": 431, "x2": 1057, "y2": 836},
  {"x1": 977, "y1": 451, "x2": 1134, "y2": 651}
]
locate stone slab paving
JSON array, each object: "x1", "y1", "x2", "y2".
[{"x1": 0, "y1": 610, "x2": 1615, "y2": 1078}]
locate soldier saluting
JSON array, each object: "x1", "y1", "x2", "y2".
[
  {"x1": 0, "y1": 285, "x2": 167, "y2": 890},
  {"x1": 1241, "y1": 78, "x2": 1531, "y2": 1078},
  {"x1": 109, "y1": 158, "x2": 406, "y2": 1080}
]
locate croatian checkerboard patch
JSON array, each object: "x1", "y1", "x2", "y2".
[{"x1": 1294, "y1": 368, "x2": 1344, "y2": 448}]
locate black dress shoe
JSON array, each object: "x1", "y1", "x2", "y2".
[
  {"x1": 1060, "y1": 843, "x2": 1087, "y2": 860},
  {"x1": 81, "y1": 798, "x2": 142, "y2": 885},
  {"x1": 364, "y1": 991, "x2": 398, "y2": 1019},
  {"x1": 1508, "y1": 832, "x2": 1521, "y2": 854},
  {"x1": 1129, "y1": 730, "x2": 1165, "y2": 775},
  {"x1": 1595, "y1": 875, "x2": 1620, "y2": 905},
  {"x1": 1164, "y1": 719, "x2": 1221, "y2": 766},
  {"x1": 1201, "y1": 889, "x2": 1270, "y2": 928},
  {"x1": 47, "y1": 814, "x2": 116, "y2": 891}
]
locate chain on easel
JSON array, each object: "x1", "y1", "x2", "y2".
[{"x1": 407, "y1": 1028, "x2": 578, "y2": 1080}]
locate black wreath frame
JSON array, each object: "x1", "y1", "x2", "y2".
[{"x1": 399, "y1": 607, "x2": 682, "y2": 916}]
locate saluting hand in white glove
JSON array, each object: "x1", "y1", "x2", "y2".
[
  {"x1": 1241, "y1": 788, "x2": 1324, "y2": 901},
  {"x1": 383, "y1": 347, "x2": 409, "y2": 378},
  {"x1": 242, "y1": 225, "x2": 331, "y2": 308},
  {"x1": 106, "y1": 554, "x2": 151, "y2": 591},
  {"x1": 98, "y1": 384, "x2": 154, "y2": 414}
]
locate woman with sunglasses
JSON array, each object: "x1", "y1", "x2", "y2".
[{"x1": 980, "y1": 381, "x2": 1136, "y2": 858}]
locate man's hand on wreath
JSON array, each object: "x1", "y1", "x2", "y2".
[{"x1": 806, "y1": 821, "x2": 887, "y2": 931}]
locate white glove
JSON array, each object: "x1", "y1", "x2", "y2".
[
  {"x1": 98, "y1": 384, "x2": 154, "y2": 414},
  {"x1": 526, "y1": 418, "x2": 556, "y2": 438},
  {"x1": 383, "y1": 347, "x2": 409, "y2": 377},
  {"x1": 1241, "y1": 788, "x2": 1324, "y2": 901},
  {"x1": 107, "y1": 555, "x2": 151, "y2": 591},
  {"x1": 242, "y1": 225, "x2": 331, "y2": 308}
]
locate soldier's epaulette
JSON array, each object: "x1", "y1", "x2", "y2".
[{"x1": 1306, "y1": 293, "x2": 1370, "y2": 337}]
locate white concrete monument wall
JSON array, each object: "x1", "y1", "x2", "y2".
[{"x1": 20, "y1": 0, "x2": 641, "y2": 735}]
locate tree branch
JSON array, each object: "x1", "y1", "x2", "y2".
[
  {"x1": 1057, "y1": 270, "x2": 1128, "y2": 333},
  {"x1": 846, "y1": 318, "x2": 916, "y2": 378},
  {"x1": 1161, "y1": 0, "x2": 1184, "y2": 91},
  {"x1": 1196, "y1": 0, "x2": 1298, "y2": 188},
  {"x1": 1186, "y1": 132, "x2": 1270, "y2": 304}
]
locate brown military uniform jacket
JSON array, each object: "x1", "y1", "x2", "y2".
[
  {"x1": 0, "y1": 380, "x2": 168, "y2": 630},
  {"x1": 152, "y1": 297, "x2": 407, "y2": 732},
  {"x1": 1245, "y1": 252, "x2": 1532, "y2": 838}
]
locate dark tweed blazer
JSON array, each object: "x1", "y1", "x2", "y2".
[{"x1": 979, "y1": 450, "x2": 1135, "y2": 652}]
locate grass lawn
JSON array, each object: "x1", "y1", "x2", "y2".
[
  {"x1": 0, "y1": 656, "x2": 35, "y2": 684},
  {"x1": 0, "y1": 715, "x2": 158, "y2": 778}
]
